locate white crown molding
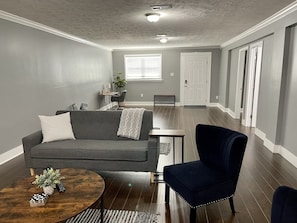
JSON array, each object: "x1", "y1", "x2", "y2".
[
  {"x1": 0, "y1": 145, "x2": 23, "y2": 165},
  {"x1": 221, "y1": 1, "x2": 297, "y2": 48},
  {"x1": 0, "y1": 10, "x2": 111, "y2": 51}
]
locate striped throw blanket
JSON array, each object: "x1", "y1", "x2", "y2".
[{"x1": 117, "y1": 108, "x2": 145, "y2": 140}]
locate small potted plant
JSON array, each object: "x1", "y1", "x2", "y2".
[
  {"x1": 32, "y1": 168, "x2": 64, "y2": 195},
  {"x1": 113, "y1": 73, "x2": 127, "y2": 93}
]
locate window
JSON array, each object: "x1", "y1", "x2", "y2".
[{"x1": 124, "y1": 54, "x2": 162, "y2": 81}]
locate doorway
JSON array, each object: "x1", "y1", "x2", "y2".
[
  {"x1": 180, "y1": 52, "x2": 211, "y2": 106},
  {"x1": 242, "y1": 41, "x2": 263, "y2": 127}
]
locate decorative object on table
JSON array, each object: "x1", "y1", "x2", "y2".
[
  {"x1": 160, "y1": 142, "x2": 171, "y2": 155},
  {"x1": 80, "y1": 103, "x2": 88, "y2": 110},
  {"x1": 69, "y1": 103, "x2": 78, "y2": 110},
  {"x1": 113, "y1": 73, "x2": 127, "y2": 93},
  {"x1": 56, "y1": 182, "x2": 66, "y2": 193},
  {"x1": 66, "y1": 208, "x2": 159, "y2": 223},
  {"x1": 29, "y1": 193, "x2": 48, "y2": 207},
  {"x1": 32, "y1": 168, "x2": 64, "y2": 195}
]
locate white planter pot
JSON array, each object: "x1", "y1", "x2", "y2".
[{"x1": 43, "y1": 186, "x2": 54, "y2": 195}]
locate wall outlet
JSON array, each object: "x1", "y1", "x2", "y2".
[
  {"x1": 216, "y1": 96, "x2": 219, "y2": 99},
  {"x1": 140, "y1": 93, "x2": 144, "y2": 97},
  {"x1": 170, "y1": 72, "x2": 174, "y2": 77}
]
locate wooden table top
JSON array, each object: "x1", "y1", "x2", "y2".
[
  {"x1": 101, "y1": 91, "x2": 119, "y2": 96},
  {"x1": 0, "y1": 168, "x2": 105, "y2": 223},
  {"x1": 149, "y1": 129, "x2": 185, "y2": 137}
]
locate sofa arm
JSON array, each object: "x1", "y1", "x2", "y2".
[
  {"x1": 22, "y1": 131, "x2": 43, "y2": 168},
  {"x1": 147, "y1": 135, "x2": 160, "y2": 170}
]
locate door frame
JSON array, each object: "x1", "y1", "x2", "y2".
[
  {"x1": 180, "y1": 52, "x2": 212, "y2": 106},
  {"x1": 235, "y1": 46, "x2": 248, "y2": 119},
  {"x1": 242, "y1": 41, "x2": 263, "y2": 127}
]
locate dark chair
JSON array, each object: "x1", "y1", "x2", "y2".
[
  {"x1": 271, "y1": 186, "x2": 297, "y2": 223},
  {"x1": 164, "y1": 124, "x2": 248, "y2": 223},
  {"x1": 111, "y1": 90, "x2": 127, "y2": 109}
]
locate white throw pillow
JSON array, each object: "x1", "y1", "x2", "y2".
[{"x1": 39, "y1": 112, "x2": 76, "y2": 143}]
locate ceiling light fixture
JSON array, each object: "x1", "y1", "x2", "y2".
[
  {"x1": 160, "y1": 37, "x2": 168, "y2": 43},
  {"x1": 145, "y1": 13, "x2": 160, "y2": 22}
]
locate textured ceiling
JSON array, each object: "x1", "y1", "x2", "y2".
[{"x1": 0, "y1": 0, "x2": 295, "y2": 50}]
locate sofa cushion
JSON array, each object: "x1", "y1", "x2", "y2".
[
  {"x1": 39, "y1": 112, "x2": 75, "y2": 143},
  {"x1": 31, "y1": 139, "x2": 148, "y2": 161},
  {"x1": 56, "y1": 110, "x2": 153, "y2": 141}
]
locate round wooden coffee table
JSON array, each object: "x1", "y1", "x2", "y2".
[{"x1": 0, "y1": 168, "x2": 105, "y2": 223}]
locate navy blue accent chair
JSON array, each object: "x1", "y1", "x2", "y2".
[
  {"x1": 271, "y1": 186, "x2": 297, "y2": 223},
  {"x1": 164, "y1": 124, "x2": 248, "y2": 223}
]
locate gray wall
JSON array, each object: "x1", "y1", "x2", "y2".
[
  {"x1": 0, "y1": 18, "x2": 112, "y2": 155},
  {"x1": 219, "y1": 9, "x2": 297, "y2": 156},
  {"x1": 228, "y1": 49, "x2": 240, "y2": 112},
  {"x1": 112, "y1": 48, "x2": 221, "y2": 103},
  {"x1": 280, "y1": 24, "x2": 297, "y2": 155}
]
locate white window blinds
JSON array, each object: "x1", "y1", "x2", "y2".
[{"x1": 124, "y1": 54, "x2": 162, "y2": 81}]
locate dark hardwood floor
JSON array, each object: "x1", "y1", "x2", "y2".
[{"x1": 1, "y1": 106, "x2": 297, "y2": 223}]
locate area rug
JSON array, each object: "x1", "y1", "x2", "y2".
[
  {"x1": 66, "y1": 208, "x2": 158, "y2": 223},
  {"x1": 160, "y1": 142, "x2": 171, "y2": 155}
]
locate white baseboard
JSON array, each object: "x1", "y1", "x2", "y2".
[
  {"x1": 227, "y1": 108, "x2": 236, "y2": 119},
  {"x1": 255, "y1": 128, "x2": 266, "y2": 141},
  {"x1": 207, "y1": 103, "x2": 219, "y2": 107},
  {"x1": 255, "y1": 127, "x2": 297, "y2": 168},
  {"x1": 217, "y1": 103, "x2": 227, "y2": 112},
  {"x1": 125, "y1": 101, "x2": 181, "y2": 107},
  {"x1": 278, "y1": 146, "x2": 297, "y2": 167},
  {"x1": 0, "y1": 145, "x2": 23, "y2": 165}
]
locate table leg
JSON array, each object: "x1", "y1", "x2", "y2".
[
  {"x1": 182, "y1": 136, "x2": 184, "y2": 163},
  {"x1": 173, "y1": 137, "x2": 175, "y2": 164}
]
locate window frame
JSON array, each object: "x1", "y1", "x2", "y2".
[{"x1": 124, "y1": 54, "x2": 162, "y2": 81}]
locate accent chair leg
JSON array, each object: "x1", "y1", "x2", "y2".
[
  {"x1": 30, "y1": 168, "x2": 35, "y2": 176},
  {"x1": 229, "y1": 197, "x2": 236, "y2": 214},
  {"x1": 190, "y1": 208, "x2": 196, "y2": 223},
  {"x1": 100, "y1": 196, "x2": 104, "y2": 223},
  {"x1": 150, "y1": 172, "x2": 155, "y2": 183},
  {"x1": 165, "y1": 184, "x2": 170, "y2": 203}
]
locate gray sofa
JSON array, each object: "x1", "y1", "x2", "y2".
[{"x1": 22, "y1": 110, "x2": 160, "y2": 181}]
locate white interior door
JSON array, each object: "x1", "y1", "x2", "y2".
[
  {"x1": 242, "y1": 41, "x2": 263, "y2": 127},
  {"x1": 235, "y1": 47, "x2": 248, "y2": 119},
  {"x1": 180, "y1": 52, "x2": 211, "y2": 106}
]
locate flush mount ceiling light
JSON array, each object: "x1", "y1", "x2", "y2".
[
  {"x1": 156, "y1": 34, "x2": 168, "y2": 43},
  {"x1": 160, "y1": 37, "x2": 168, "y2": 43},
  {"x1": 145, "y1": 13, "x2": 160, "y2": 22}
]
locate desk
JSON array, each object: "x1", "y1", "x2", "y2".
[
  {"x1": 149, "y1": 129, "x2": 185, "y2": 164},
  {"x1": 0, "y1": 168, "x2": 105, "y2": 223},
  {"x1": 102, "y1": 91, "x2": 119, "y2": 109}
]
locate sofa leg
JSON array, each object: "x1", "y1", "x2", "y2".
[
  {"x1": 30, "y1": 168, "x2": 35, "y2": 176},
  {"x1": 150, "y1": 172, "x2": 155, "y2": 183}
]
